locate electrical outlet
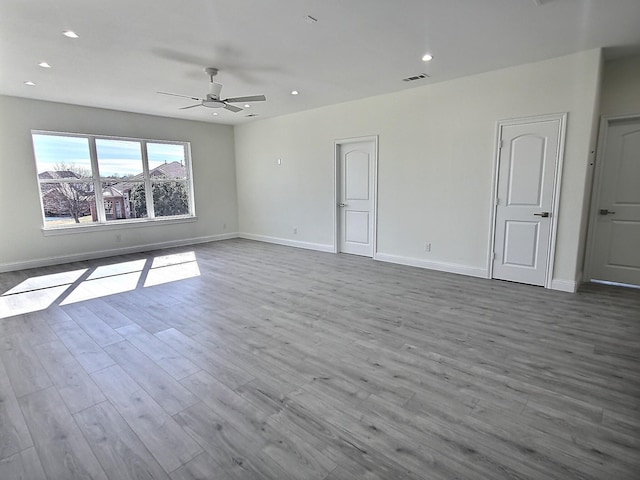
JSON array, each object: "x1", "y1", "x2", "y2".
[
  {"x1": 223, "y1": 223, "x2": 227, "y2": 230},
  {"x1": 424, "y1": 242, "x2": 431, "y2": 252},
  {"x1": 293, "y1": 227, "x2": 298, "y2": 234}
]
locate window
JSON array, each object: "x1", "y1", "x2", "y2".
[{"x1": 32, "y1": 131, "x2": 194, "y2": 230}]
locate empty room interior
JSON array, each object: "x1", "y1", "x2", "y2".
[{"x1": 1, "y1": 1, "x2": 640, "y2": 479}]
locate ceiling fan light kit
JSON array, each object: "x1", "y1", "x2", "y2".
[{"x1": 157, "y1": 67, "x2": 266, "y2": 113}]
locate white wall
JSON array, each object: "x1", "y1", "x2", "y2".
[
  {"x1": 572, "y1": 54, "x2": 604, "y2": 285},
  {"x1": 600, "y1": 55, "x2": 640, "y2": 116},
  {"x1": 235, "y1": 50, "x2": 603, "y2": 287},
  {"x1": 578, "y1": 55, "x2": 640, "y2": 279},
  {"x1": 0, "y1": 96, "x2": 238, "y2": 270}
]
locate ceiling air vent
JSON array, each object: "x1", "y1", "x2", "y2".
[{"x1": 402, "y1": 73, "x2": 430, "y2": 82}]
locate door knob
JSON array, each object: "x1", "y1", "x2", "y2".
[
  {"x1": 533, "y1": 212, "x2": 550, "y2": 217},
  {"x1": 599, "y1": 209, "x2": 616, "y2": 215},
  {"x1": 338, "y1": 203, "x2": 347, "y2": 207}
]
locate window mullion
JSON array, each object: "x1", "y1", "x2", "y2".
[
  {"x1": 89, "y1": 137, "x2": 106, "y2": 223},
  {"x1": 184, "y1": 143, "x2": 196, "y2": 216},
  {"x1": 140, "y1": 141, "x2": 155, "y2": 218}
]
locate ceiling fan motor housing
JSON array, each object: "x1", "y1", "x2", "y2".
[
  {"x1": 208, "y1": 81, "x2": 223, "y2": 100},
  {"x1": 202, "y1": 99, "x2": 226, "y2": 108}
]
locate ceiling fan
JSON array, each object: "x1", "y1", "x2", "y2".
[{"x1": 158, "y1": 67, "x2": 266, "y2": 113}]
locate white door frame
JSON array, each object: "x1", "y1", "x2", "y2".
[
  {"x1": 583, "y1": 112, "x2": 640, "y2": 283},
  {"x1": 487, "y1": 113, "x2": 567, "y2": 288},
  {"x1": 334, "y1": 135, "x2": 379, "y2": 256}
]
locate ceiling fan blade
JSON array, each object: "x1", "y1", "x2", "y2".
[
  {"x1": 223, "y1": 104, "x2": 243, "y2": 113},
  {"x1": 223, "y1": 95, "x2": 266, "y2": 103},
  {"x1": 157, "y1": 91, "x2": 202, "y2": 101},
  {"x1": 180, "y1": 104, "x2": 202, "y2": 110}
]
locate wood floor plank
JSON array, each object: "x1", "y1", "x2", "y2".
[
  {"x1": 602, "y1": 408, "x2": 640, "y2": 439},
  {"x1": 467, "y1": 401, "x2": 628, "y2": 479},
  {"x1": 91, "y1": 364, "x2": 203, "y2": 473},
  {"x1": 36, "y1": 305, "x2": 75, "y2": 326},
  {"x1": 0, "y1": 447, "x2": 47, "y2": 480},
  {"x1": 157, "y1": 328, "x2": 255, "y2": 390},
  {"x1": 364, "y1": 393, "x2": 570, "y2": 480},
  {"x1": 275, "y1": 393, "x2": 423, "y2": 480},
  {"x1": 74, "y1": 401, "x2": 171, "y2": 480},
  {"x1": 180, "y1": 370, "x2": 267, "y2": 441},
  {"x1": 187, "y1": 322, "x2": 307, "y2": 389},
  {"x1": 116, "y1": 323, "x2": 200, "y2": 380},
  {"x1": 288, "y1": 386, "x2": 457, "y2": 480},
  {"x1": 34, "y1": 340, "x2": 105, "y2": 414},
  {"x1": 324, "y1": 463, "x2": 382, "y2": 480},
  {"x1": 0, "y1": 313, "x2": 58, "y2": 346},
  {"x1": 234, "y1": 378, "x2": 290, "y2": 416},
  {"x1": 62, "y1": 303, "x2": 124, "y2": 346},
  {"x1": 49, "y1": 320, "x2": 115, "y2": 373},
  {"x1": 0, "y1": 357, "x2": 32, "y2": 460},
  {"x1": 104, "y1": 340, "x2": 199, "y2": 415},
  {"x1": 519, "y1": 402, "x2": 640, "y2": 475},
  {"x1": 173, "y1": 401, "x2": 297, "y2": 480},
  {"x1": 18, "y1": 386, "x2": 108, "y2": 480},
  {"x1": 0, "y1": 334, "x2": 52, "y2": 397},
  {"x1": 108, "y1": 292, "x2": 172, "y2": 333},
  {"x1": 169, "y1": 452, "x2": 233, "y2": 480},
  {"x1": 80, "y1": 298, "x2": 135, "y2": 329}
]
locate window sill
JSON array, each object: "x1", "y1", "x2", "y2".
[{"x1": 41, "y1": 215, "x2": 197, "y2": 236}]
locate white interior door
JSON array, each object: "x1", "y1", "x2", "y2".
[
  {"x1": 588, "y1": 117, "x2": 640, "y2": 287},
  {"x1": 492, "y1": 117, "x2": 564, "y2": 286},
  {"x1": 337, "y1": 139, "x2": 376, "y2": 256}
]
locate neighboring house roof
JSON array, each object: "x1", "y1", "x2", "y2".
[
  {"x1": 128, "y1": 160, "x2": 186, "y2": 181},
  {"x1": 111, "y1": 161, "x2": 186, "y2": 194},
  {"x1": 102, "y1": 185, "x2": 124, "y2": 199},
  {"x1": 38, "y1": 170, "x2": 81, "y2": 179},
  {"x1": 150, "y1": 161, "x2": 185, "y2": 179}
]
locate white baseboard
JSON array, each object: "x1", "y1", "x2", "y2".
[
  {"x1": 550, "y1": 278, "x2": 579, "y2": 293},
  {"x1": 374, "y1": 253, "x2": 487, "y2": 278},
  {"x1": 0, "y1": 233, "x2": 238, "y2": 273},
  {"x1": 5, "y1": 231, "x2": 583, "y2": 295},
  {"x1": 239, "y1": 233, "x2": 334, "y2": 253}
]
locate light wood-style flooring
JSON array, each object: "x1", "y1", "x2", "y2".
[{"x1": 1, "y1": 239, "x2": 639, "y2": 479}]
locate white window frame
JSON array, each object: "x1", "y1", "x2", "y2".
[{"x1": 32, "y1": 130, "x2": 196, "y2": 235}]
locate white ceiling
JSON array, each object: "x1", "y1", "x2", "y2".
[{"x1": 1, "y1": 0, "x2": 640, "y2": 125}]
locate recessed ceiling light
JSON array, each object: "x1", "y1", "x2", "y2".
[
  {"x1": 63, "y1": 30, "x2": 79, "y2": 38},
  {"x1": 212, "y1": 112, "x2": 219, "y2": 116},
  {"x1": 38, "y1": 62, "x2": 52, "y2": 68},
  {"x1": 24, "y1": 81, "x2": 35, "y2": 86},
  {"x1": 244, "y1": 104, "x2": 251, "y2": 108},
  {"x1": 291, "y1": 90, "x2": 299, "y2": 95},
  {"x1": 422, "y1": 53, "x2": 433, "y2": 62}
]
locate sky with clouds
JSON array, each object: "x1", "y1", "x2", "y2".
[{"x1": 32, "y1": 134, "x2": 186, "y2": 177}]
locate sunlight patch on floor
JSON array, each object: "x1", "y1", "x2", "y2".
[
  {"x1": 144, "y1": 260, "x2": 200, "y2": 288},
  {"x1": 87, "y1": 259, "x2": 147, "y2": 280},
  {"x1": 1, "y1": 285, "x2": 72, "y2": 319},
  {"x1": 0, "y1": 269, "x2": 87, "y2": 319},
  {"x1": 4, "y1": 269, "x2": 88, "y2": 295},
  {"x1": 151, "y1": 251, "x2": 197, "y2": 268},
  {"x1": 61, "y1": 271, "x2": 142, "y2": 305},
  {"x1": 0, "y1": 252, "x2": 200, "y2": 317}
]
